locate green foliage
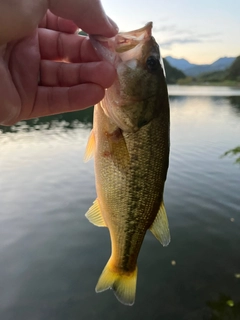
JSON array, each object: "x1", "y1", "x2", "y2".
[
  {"x1": 194, "y1": 56, "x2": 240, "y2": 85},
  {"x1": 163, "y1": 58, "x2": 186, "y2": 84},
  {"x1": 222, "y1": 146, "x2": 240, "y2": 164},
  {"x1": 207, "y1": 294, "x2": 240, "y2": 320},
  {"x1": 177, "y1": 76, "x2": 194, "y2": 85},
  {"x1": 227, "y1": 56, "x2": 240, "y2": 81},
  {"x1": 78, "y1": 30, "x2": 87, "y2": 36},
  {"x1": 198, "y1": 70, "x2": 228, "y2": 82}
]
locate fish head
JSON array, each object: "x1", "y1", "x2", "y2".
[{"x1": 90, "y1": 22, "x2": 168, "y2": 132}]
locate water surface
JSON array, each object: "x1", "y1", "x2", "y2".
[{"x1": 0, "y1": 86, "x2": 240, "y2": 320}]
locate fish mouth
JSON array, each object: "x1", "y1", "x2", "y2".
[
  {"x1": 112, "y1": 22, "x2": 152, "y2": 53},
  {"x1": 89, "y1": 22, "x2": 153, "y2": 66}
]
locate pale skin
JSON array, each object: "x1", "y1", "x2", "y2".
[{"x1": 0, "y1": 0, "x2": 118, "y2": 125}]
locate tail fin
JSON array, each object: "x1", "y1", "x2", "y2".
[{"x1": 95, "y1": 259, "x2": 137, "y2": 306}]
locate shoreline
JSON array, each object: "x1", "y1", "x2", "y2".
[{"x1": 174, "y1": 82, "x2": 240, "y2": 88}]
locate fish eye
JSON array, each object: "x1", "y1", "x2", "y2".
[{"x1": 146, "y1": 56, "x2": 159, "y2": 72}]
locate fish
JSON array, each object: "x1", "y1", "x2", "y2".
[{"x1": 84, "y1": 22, "x2": 170, "y2": 306}]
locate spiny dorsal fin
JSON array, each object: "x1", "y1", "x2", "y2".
[
  {"x1": 84, "y1": 130, "x2": 95, "y2": 162},
  {"x1": 149, "y1": 201, "x2": 170, "y2": 246},
  {"x1": 85, "y1": 199, "x2": 106, "y2": 227}
]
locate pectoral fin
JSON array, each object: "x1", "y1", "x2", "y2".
[
  {"x1": 149, "y1": 201, "x2": 170, "y2": 246},
  {"x1": 106, "y1": 128, "x2": 130, "y2": 170},
  {"x1": 85, "y1": 199, "x2": 106, "y2": 227},
  {"x1": 84, "y1": 130, "x2": 95, "y2": 162}
]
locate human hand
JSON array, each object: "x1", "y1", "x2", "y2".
[{"x1": 0, "y1": 0, "x2": 118, "y2": 125}]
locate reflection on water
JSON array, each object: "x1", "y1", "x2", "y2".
[
  {"x1": 168, "y1": 85, "x2": 240, "y2": 97},
  {"x1": 207, "y1": 294, "x2": 240, "y2": 320},
  {"x1": 0, "y1": 86, "x2": 240, "y2": 320},
  {"x1": 0, "y1": 108, "x2": 93, "y2": 134},
  {"x1": 222, "y1": 146, "x2": 240, "y2": 165},
  {"x1": 228, "y1": 96, "x2": 240, "y2": 115}
]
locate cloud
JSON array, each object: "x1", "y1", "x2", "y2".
[
  {"x1": 153, "y1": 24, "x2": 178, "y2": 33},
  {"x1": 196, "y1": 32, "x2": 222, "y2": 39},
  {"x1": 159, "y1": 35, "x2": 221, "y2": 49},
  {"x1": 153, "y1": 22, "x2": 222, "y2": 49},
  {"x1": 154, "y1": 24, "x2": 222, "y2": 49},
  {"x1": 160, "y1": 38, "x2": 202, "y2": 49}
]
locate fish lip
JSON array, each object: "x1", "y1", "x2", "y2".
[
  {"x1": 89, "y1": 35, "x2": 118, "y2": 66},
  {"x1": 117, "y1": 21, "x2": 152, "y2": 39},
  {"x1": 89, "y1": 22, "x2": 153, "y2": 65},
  {"x1": 90, "y1": 21, "x2": 152, "y2": 43}
]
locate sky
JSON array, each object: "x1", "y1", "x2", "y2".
[{"x1": 101, "y1": 0, "x2": 240, "y2": 64}]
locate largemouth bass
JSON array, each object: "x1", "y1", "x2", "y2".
[{"x1": 84, "y1": 22, "x2": 170, "y2": 306}]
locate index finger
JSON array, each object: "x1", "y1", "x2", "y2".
[
  {"x1": 49, "y1": 0, "x2": 118, "y2": 37},
  {"x1": 38, "y1": 29, "x2": 100, "y2": 62}
]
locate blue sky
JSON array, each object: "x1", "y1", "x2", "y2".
[{"x1": 101, "y1": 0, "x2": 240, "y2": 64}]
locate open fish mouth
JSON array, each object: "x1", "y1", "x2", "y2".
[
  {"x1": 90, "y1": 22, "x2": 152, "y2": 64},
  {"x1": 89, "y1": 22, "x2": 165, "y2": 74},
  {"x1": 108, "y1": 22, "x2": 152, "y2": 53}
]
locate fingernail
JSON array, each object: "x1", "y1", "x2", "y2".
[{"x1": 108, "y1": 17, "x2": 119, "y2": 33}]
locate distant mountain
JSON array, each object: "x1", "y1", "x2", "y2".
[
  {"x1": 190, "y1": 55, "x2": 240, "y2": 83},
  {"x1": 165, "y1": 56, "x2": 236, "y2": 77},
  {"x1": 165, "y1": 56, "x2": 195, "y2": 71},
  {"x1": 163, "y1": 58, "x2": 186, "y2": 84},
  {"x1": 211, "y1": 57, "x2": 236, "y2": 70}
]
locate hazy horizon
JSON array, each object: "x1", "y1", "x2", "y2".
[
  {"x1": 101, "y1": 0, "x2": 240, "y2": 64},
  {"x1": 164, "y1": 54, "x2": 237, "y2": 66}
]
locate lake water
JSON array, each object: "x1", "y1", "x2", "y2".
[{"x1": 0, "y1": 85, "x2": 240, "y2": 320}]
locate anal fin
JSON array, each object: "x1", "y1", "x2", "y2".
[
  {"x1": 85, "y1": 199, "x2": 106, "y2": 227},
  {"x1": 149, "y1": 201, "x2": 170, "y2": 246}
]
